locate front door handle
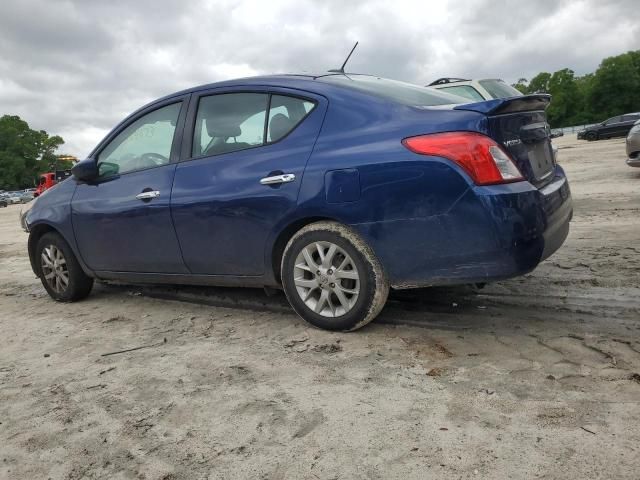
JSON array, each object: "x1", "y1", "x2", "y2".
[
  {"x1": 260, "y1": 173, "x2": 296, "y2": 185},
  {"x1": 136, "y1": 190, "x2": 160, "y2": 200}
]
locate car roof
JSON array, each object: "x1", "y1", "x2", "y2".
[
  {"x1": 127, "y1": 72, "x2": 450, "y2": 124},
  {"x1": 159, "y1": 73, "x2": 346, "y2": 100},
  {"x1": 429, "y1": 78, "x2": 506, "y2": 86},
  {"x1": 121, "y1": 73, "x2": 370, "y2": 120}
]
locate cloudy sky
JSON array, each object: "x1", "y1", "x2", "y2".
[{"x1": 1, "y1": 0, "x2": 638, "y2": 157}]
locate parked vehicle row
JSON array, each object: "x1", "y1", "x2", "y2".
[
  {"x1": 578, "y1": 113, "x2": 640, "y2": 141},
  {"x1": 0, "y1": 191, "x2": 33, "y2": 205},
  {"x1": 22, "y1": 73, "x2": 572, "y2": 331}
]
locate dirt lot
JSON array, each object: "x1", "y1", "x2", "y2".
[{"x1": 1, "y1": 135, "x2": 639, "y2": 479}]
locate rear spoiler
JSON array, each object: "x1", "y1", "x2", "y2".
[{"x1": 453, "y1": 94, "x2": 551, "y2": 116}]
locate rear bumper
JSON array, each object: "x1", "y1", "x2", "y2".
[
  {"x1": 353, "y1": 167, "x2": 572, "y2": 288},
  {"x1": 626, "y1": 135, "x2": 640, "y2": 165},
  {"x1": 627, "y1": 158, "x2": 640, "y2": 167}
]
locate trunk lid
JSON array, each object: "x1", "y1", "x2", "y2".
[{"x1": 455, "y1": 94, "x2": 556, "y2": 187}]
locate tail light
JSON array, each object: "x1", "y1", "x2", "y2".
[{"x1": 402, "y1": 132, "x2": 524, "y2": 185}]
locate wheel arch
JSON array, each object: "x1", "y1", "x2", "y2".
[
  {"x1": 28, "y1": 222, "x2": 93, "y2": 278},
  {"x1": 269, "y1": 215, "x2": 338, "y2": 285},
  {"x1": 28, "y1": 223, "x2": 59, "y2": 276}
]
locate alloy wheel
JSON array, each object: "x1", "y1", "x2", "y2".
[
  {"x1": 293, "y1": 241, "x2": 360, "y2": 317},
  {"x1": 41, "y1": 245, "x2": 69, "y2": 294}
]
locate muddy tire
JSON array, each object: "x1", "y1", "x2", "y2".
[
  {"x1": 36, "y1": 232, "x2": 94, "y2": 302},
  {"x1": 281, "y1": 221, "x2": 389, "y2": 331}
]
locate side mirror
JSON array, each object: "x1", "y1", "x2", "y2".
[{"x1": 71, "y1": 158, "x2": 99, "y2": 182}]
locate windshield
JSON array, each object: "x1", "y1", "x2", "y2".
[
  {"x1": 318, "y1": 75, "x2": 467, "y2": 107},
  {"x1": 478, "y1": 79, "x2": 523, "y2": 99}
]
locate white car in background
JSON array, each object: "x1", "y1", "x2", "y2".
[
  {"x1": 5, "y1": 192, "x2": 23, "y2": 204},
  {"x1": 429, "y1": 77, "x2": 562, "y2": 156},
  {"x1": 428, "y1": 77, "x2": 523, "y2": 101}
]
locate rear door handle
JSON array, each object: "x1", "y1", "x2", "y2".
[
  {"x1": 260, "y1": 173, "x2": 296, "y2": 185},
  {"x1": 136, "y1": 190, "x2": 160, "y2": 200}
]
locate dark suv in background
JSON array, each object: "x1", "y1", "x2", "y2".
[{"x1": 578, "y1": 113, "x2": 640, "y2": 141}]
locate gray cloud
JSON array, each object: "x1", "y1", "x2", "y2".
[{"x1": 1, "y1": 0, "x2": 638, "y2": 156}]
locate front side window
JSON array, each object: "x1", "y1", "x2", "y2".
[
  {"x1": 97, "y1": 103, "x2": 181, "y2": 177},
  {"x1": 192, "y1": 93, "x2": 316, "y2": 157}
]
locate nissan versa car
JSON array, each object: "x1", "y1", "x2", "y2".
[{"x1": 22, "y1": 74, "x2": 572, "y2": 331}]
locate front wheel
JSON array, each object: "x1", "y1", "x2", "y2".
[
  {"x1": 36, "y1": 232, "x2": 94, "y2": 302},
  {"x1": 281, "y1": 222, "x2": 389, "y2": 331},
  {"x1": 586, "y1": 131, "x2": 597, "y2": 141}
]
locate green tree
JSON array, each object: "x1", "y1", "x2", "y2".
[
  {"x1": 512, "y1": 78, "x2": 529, "y2": 94},
  {"x1": 514, "y1": 50, "x2": 640, "y2": 127},
  {"x1": 0, "y1": 115, "x2": 65, "y2": 190},
  {"x1": 573, "y1": 73, "x2": 595, "y2": 124},
  {"x1": 526, "y1": 72, "x2": 552, "y2": 94},
  {"x1": 546, "y1": 69, "x2": 582, "y2": 127},
  {"x1": 588, "y1": 51, "x2": 640, "y2": 119}
]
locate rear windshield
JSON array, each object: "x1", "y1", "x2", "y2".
[
  {"x1": 478, "y1": 79, "x2": 523, "y2": 99},
  {"x1": 318, "y1": 75, "x2": 467, "y2": 107}
]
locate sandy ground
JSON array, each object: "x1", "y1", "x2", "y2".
[{"x1": 1, "y1": 134, "x2": 639, "y2": 479}]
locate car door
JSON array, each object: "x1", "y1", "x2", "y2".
[
  {"x1": 621, "y1": 115, "x2": 640, "y2": 136},
  {"x1": 601, "y1": 116, "x2": 621, "y2": 137},
  {"x1": 71, "y1": 97, "x2": 190, "y2": 273},
  {"x1": 171, "y1": 88, "x2": 327, "y2": 276},
  {"x1": 611, "y1": 116, "x2": 629, "y2": 136}
]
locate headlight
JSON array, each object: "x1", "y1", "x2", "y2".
[{"x1": 19, "y1": 197, "x2": 36, "y2": 232}]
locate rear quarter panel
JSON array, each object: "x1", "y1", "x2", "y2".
[{"x1": 292, "y1": 92, "x2": 499, "y2": 284}]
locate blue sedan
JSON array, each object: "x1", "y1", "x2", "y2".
[{"x1": 23, "y1": 74, "x2": 572, "y2": 331}]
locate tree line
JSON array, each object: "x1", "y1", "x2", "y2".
[
  {"x1": 512, "y1": 50, "x2": 640, "y2": 128},
  {"x1": 0, "y1": 115, "x2": 73, "y2": 190}
]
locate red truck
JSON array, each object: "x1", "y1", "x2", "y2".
[{"x1": 33, "y1": 170, "x2": 72, "y2": 197}]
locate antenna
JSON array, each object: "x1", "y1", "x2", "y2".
[{"x1": 329, "y1": 41, "x2": 359, "y2": 74}]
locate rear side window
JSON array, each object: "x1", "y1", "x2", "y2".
[
  {"x1": 439, "y1": 85, "x2": 485, "y2": 102},
  {"x1": 319, "y1": 75, "x2": 465, "y2": 107},
  {"x1": 193, "y1": 93, "x2": 268, "y2": 157},
  {"x1": 192, "y1": 93, "x2": 316, "y2": 157},
  {"x1": 268, "y1": 95, "x2": 315, "y2": 142}
]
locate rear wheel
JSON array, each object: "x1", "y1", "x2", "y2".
[
  {"x1": 281, "y1": 221, "x2": 389, "y2": 331},
  {"x1": 36, "y1": 232, "x2": 94, "y2": 302}
]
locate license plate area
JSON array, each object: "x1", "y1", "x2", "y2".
[{"x1": 527, "y1": 139, "x2": 555, "y2": 181}]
